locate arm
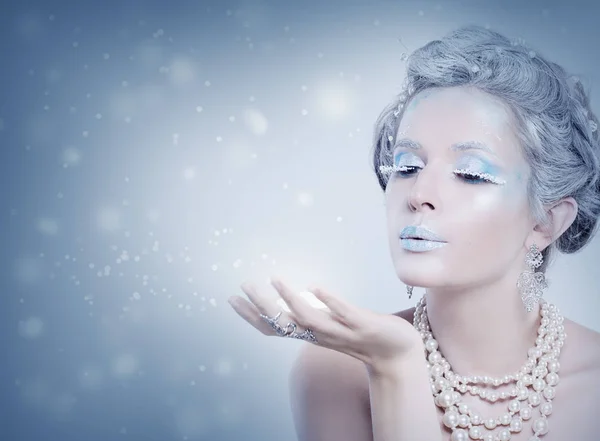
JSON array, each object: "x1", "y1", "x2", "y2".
[
  {"x1": 367, "y1": 347, "x2": 443, "y2": 441},
  {"x1": 289, "y1": 342, "x2": 374, "y2": 441}
]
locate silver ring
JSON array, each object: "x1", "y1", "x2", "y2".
[{"x1": 259, "y1": 311, "x2": 318, "y2": 343}]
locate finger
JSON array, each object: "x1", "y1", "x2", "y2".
[
  {"x1": 240, "y1": 281, "x2": 280, "y2": 317},
  {"x1": 309, "y1": 286, "x2": 357, "y2": 325},
  {"x1": 228, "y1": 295, "x2": 278, "y2": 336},
  {"x1": 270, "y1": 278, "x2": 320, "y2": 326}
]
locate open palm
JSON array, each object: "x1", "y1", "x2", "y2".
[{"x1": 228, "y1": 277, "x2": 424, "y2": 375}]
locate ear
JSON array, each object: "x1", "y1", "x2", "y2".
[{"x1": 527, "y1": 197, "x2": 578, "y2": 251}]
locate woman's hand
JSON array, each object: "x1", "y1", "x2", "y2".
[{"x1": 228, "y1": 277, "x2": 425, "y2": 377}]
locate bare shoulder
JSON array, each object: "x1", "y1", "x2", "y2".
[
  {"x1": 560, "y1": 317, "x2": 600, "y2": 376},
  {"x1": 290, "y1": 342, "x2": 370, "y2": 397},
  {"x1": 547, "y1": 317, "x2": 600, "y2": 440},
  {"x1": 289, "y1": 343, "x2": 372, "y2": 441}
]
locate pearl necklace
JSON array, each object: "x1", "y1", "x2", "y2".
[{"x1": 413, "y1": 295, "x2": 566, "y2": 441}]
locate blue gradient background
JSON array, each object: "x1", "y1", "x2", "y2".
[{"x1": 2, "y1": 0, "x2": 599, "y2": 440}]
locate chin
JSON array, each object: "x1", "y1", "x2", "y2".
[{"x1": 391, "y1": 252, "x2": 448, "y2": 288}]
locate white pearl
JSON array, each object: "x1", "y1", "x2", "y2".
[
  {"x1": 458, "y1": 414, "x2": 470, "y2": 428},
  {"x1": 528, "y1": 392, "x2": 541, "y2": 407},
  {"x1": 508, "y1": 399, "x2": 521, "y2": 412},
  {"x1": 428, "y1": 351, "x2": 442, "y2": 364},
  {"x1": 540, "y1": 402, "x2": 553, "y2": 416},
  {"x1": 481, "y1": 434, "x2": 494, "y2": 441},
  {"x1": 528, "y1": 347, "x2": 542, "y2": 359},
  {"x1": 543, "y1": 386, "x2": 556, "y2": 400},
  {"x1": 443, "y1": 410, "x2": 460, "y2": 428},
  {"x1": 435, "y1": 378, "x2": 448, "y2": 392},
  {"x1": 459, "y1": 403, "x2": 469, "y2": 414},
  {"x1": 498, "y1": 428, "x2": 511, "y2": 441},
  {"x1": 470, "y1": 413, "x2": 482, "y2": 425},
  {"x1": 509, "y1": 418, "x2": 523, "y2": 432},
  {"x1": 425, "y1": 338, "x2": 438, "y2": 352},
  {"x1": 484, "y1": 418, "x2": 497, "y2": 430},
  {"x1": 522, "y1": 374, "x2": 533, "y2": 386},
  {"x1": 437, "y1": 390, "x2": 454, "y2": 408},
  {"x1": 532, "y1": 378, "x2": 546, "y2": 392},
  {"x1": 451, "y1": 428, "x2": 469, "y2": 441},
  {"x1": 431, "y1": 364, "x2": 444, "y2": 377},
  {"x1": 468, "y1": 426, "x2": 482, "y2": 440},
  {"x1": 500, "y1": 413, "x2": 511, "y2": 425},
  {"x1": 532, "y1": 417, "x2": 549, "y2": 435},
  {"x1": 520, "y1": 407, "x2": 532, "y2": 420},
  {"x1": 546, "y1": 372, "x2": 559, "y2": 386},
  {"x1": 547, "y1": 360, "x2": 560, "y2": 373},
  {"x1": 517, "y1": 387, "x2": 529, "y2": 400}
]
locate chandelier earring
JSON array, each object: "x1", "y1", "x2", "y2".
[
  {"x1": 406, "y1": 285, "x2": 414, "y2": 299},
  {"x1": 517, "y1": 244, "x2": 548, "y2": 312}
]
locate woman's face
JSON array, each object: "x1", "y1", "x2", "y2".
[{"x1": 385, "y1": 86, "x2": 534, "y2": 289}]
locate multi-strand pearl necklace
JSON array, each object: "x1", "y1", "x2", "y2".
[{"x1": 413, "y1": 295, "x2": 566, "y2": 441}]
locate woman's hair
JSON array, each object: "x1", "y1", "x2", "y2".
[{"x1": 371, "y1": 25, "x2": 600, "y2": 271}]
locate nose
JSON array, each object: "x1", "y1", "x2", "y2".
[{"x1": 407, "y1": 166, "x2": 438, "y2": 212}]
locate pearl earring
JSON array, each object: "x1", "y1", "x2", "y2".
[
  {"x1": 517, "y1": 244, "x2": 548, "y2": 312},
  {"x1": 407, "y1": 285, "x2": 413, "y2": 299}
]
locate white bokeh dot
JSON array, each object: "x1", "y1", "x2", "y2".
[
  {"x1": 19, "y1": 317, "x2": 44, "y2": 339},
  {"x1": 243, "y1": 108, "x2": 268, "y2": 135}
]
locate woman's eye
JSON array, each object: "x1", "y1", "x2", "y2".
[
  {"x1": 378, "y1": 164, "x2": 422, "y2": 177},
  {"x1": 453, "y1": 169, "x2": 506, "y2": 185},
  {"x1": 457, "y1": 171, "x2": 486, "y2": 183},
  {"x1": 396, "y1": 165, "x2": 420, "y2": 175}
]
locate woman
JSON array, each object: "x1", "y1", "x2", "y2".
[{"x1": 228, "y1": 25, "x2": 600, "y2": 441}]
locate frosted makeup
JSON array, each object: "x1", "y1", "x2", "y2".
[{"x1": 384, "y1": 86, "x2": 532, "y2": 288}]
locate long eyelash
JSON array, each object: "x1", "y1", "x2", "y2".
[
  {"x1": 453, "y1": 168, "x2": 506, "y2": 185},
  {"x1": 379, "y1": 164, "x2": 415, "y2": 176},
  {"x1": 379, "y1": 165, "x2": 507, "y2": 185}
]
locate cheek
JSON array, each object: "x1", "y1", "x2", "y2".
[{"x1": 455, "y1": 186, "x2": 529, "y2": 247}]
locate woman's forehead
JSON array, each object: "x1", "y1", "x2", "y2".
[{"x1": 397, "y1": 87, "x2": 523, "y2": 161}]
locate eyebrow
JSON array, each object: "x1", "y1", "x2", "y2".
[{"x1": 393, "y1": 138, "x2": 497, "y2": 157}]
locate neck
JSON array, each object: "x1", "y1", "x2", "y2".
[{"x1": 422, "y1": 273, "x2": 542, "y2": 378}]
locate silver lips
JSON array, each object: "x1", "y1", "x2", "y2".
[{"x1": 399, "y1": 225, "x2": 446, "y2": 253}]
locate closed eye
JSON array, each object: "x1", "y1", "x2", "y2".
[
  {"x1": 378, "y1": 164, "x2": 421, "y2": 176},
  {"x1": 453, "y1": 169, "x2": 506, "y2": 185}
]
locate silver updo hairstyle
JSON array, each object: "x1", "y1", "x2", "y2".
[{"x1": 371, "y1": 25, "x2": 600, "y2": 272}]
